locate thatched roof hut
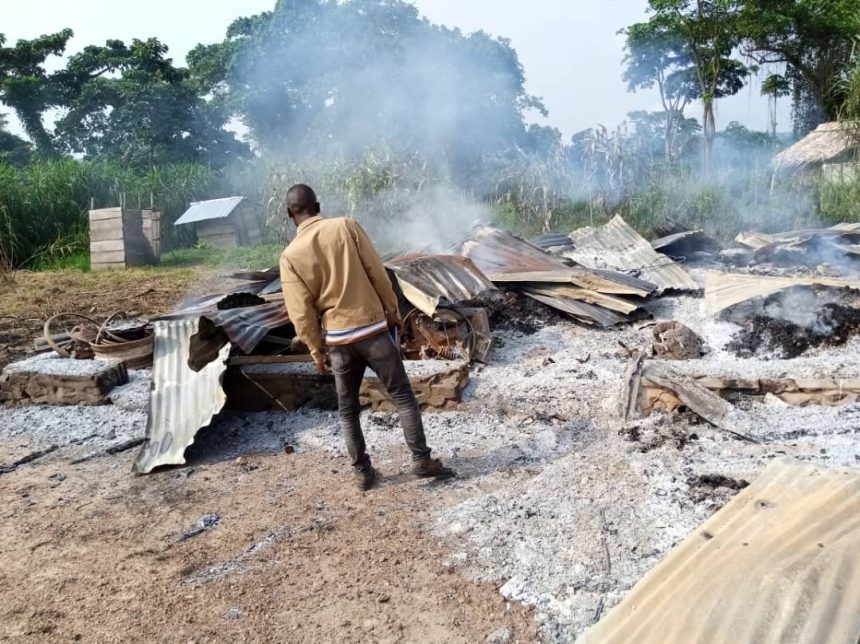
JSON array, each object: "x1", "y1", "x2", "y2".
[{"x1": 772, "y1": 122, "x2": 858, "y2": 172}]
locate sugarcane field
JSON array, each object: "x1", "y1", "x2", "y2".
[{"x1": 2, "y1": 2, "x2": 860, "y2": 643}]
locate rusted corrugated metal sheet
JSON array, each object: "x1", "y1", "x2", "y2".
[
  {"x1": 459, "y1": 226, "x2": 570, "y2": 274},
  {"x1": 386, "y1": 255, "x2": 496, "y2": 316},
  {"x1": 133, "y1": 319, "x2": 231, "y2": 474},
  {"x1": 580, "y1": 458, "x2": 860, "y2": 644},
  {"x1": 566, "y1": 215, "x2": 698, "y2": 292},
  {"x1": 200, "y1": 302, "x2": 290, "y2": 354},
  {"x1": 457, "y1": 226, "x2": 654, "y2": 326},
  {"x1": 523, "y1": 290, "x2": 629, "y2": 327}
]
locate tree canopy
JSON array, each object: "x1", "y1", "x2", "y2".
[{"x1": 189, "y1": 0, "x2": 545, "y2": 169}]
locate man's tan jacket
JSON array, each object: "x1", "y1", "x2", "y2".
[{"x1": 279, "y1": 216, "x2": 399, "y2": 363}]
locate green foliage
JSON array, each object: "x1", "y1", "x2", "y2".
[
  {"x1": 739, "y1": 0, "x2": 860, "y2": 133},
  {"x1": 54, "y1": 38, "x2": 250, "y2": 168},
  {"x1": 162, "y1": 243, "x2": 282, "y2": 270},
  {"x1": 191, "y1": 0, "x2": 543, "y2": 166},
  {"x1": 0, "y1": 29, "x2": 73, "y2": 155},
  {"x1": 0, "y1": 158, "x2": 227, "y2": 268},
  {"x1": 626, "y1": 1, "x2": 750, "y2": 167}
]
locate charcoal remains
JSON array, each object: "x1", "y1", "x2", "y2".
[
  {"x1": 464, "y1": 291, "x2": 565, "y2": 335},
  {"x1": 728, "y1": 302, "x2": 860, "y2": 359}
]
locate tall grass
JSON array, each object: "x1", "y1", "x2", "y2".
[{"x1": 0, "y1": 159, "x2": 226, "y2": 268}]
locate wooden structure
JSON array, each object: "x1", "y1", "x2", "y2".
[
  {"x1": 174, "y1": 196, "x2": 261, "y2": 249},
  {"x1": 89, "y1": 207, "x2": 161, "y2": 271}
]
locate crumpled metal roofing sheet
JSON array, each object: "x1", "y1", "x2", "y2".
[
  {"x1": 580, "y1": 457, "x2": 860, "y2": 644},
  {"x1": 133, "y1": 319, "x2": 231, "y2": 474},
  {"x1": 175, "y1": 196, "x2": 244, "y2": 226},
  {"x1": 386, "y1": 255, "x2": 496, "y2": 316},
  {"x1": 565, "y1": 215, "x2": 698, "y2": 292},
  {"x1": 459, "y1": 226, "x2": 571, "y2": 274},
  {"x1": 522, "y1": 290, "x2": 629, "y2": 327},
  {"x1": 487, "y1": 268, "x2": 656, "y2": 297},
  {"x1": 199, "y1": 302, "x2": 290, "y2": 354},
  {"x1": 704, "y1": 271, "x2": 860, "y2": 315}
]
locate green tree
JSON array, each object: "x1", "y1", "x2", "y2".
[
  {"x1": 53, "y1": 38, "x2": 249, "y2": 168},
  {"x1": 623, "y1": 20, "x2": 698, "y2": 159},
  {"x1": 0, "y1": 30, "x2": 72, "y2": 156},
  {"x1": 761, "y1": 73, "x2": 790, "y2": 141},
  {"x1": 625, "y1": 1, "x2": 749, "y2": 170},
  {"x1": 190, "y1": 0, "x2": 544, "y2": 169},
  {"x1": 739, "y1": 0, "x2": 860, "y2": 133},
  {"x1": 0, "y1": 112, "x2": 32, "y2": 166}
]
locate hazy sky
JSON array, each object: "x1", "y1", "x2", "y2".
[{"x1": 2, "y1": 0, "x2": 788, "y2": 140}]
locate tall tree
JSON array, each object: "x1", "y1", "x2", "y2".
[
  {"x1": 189, "y1": 0, "x2": 545, "y2": 169},
  {"x1": 739, "y1": 0, "x2": 860, "y2": 133},
  {"x1": 625, "y1": 1, "x2": 748, "y2": 170},
  {"x1": 761, "y1": 73, "x2": 790, "y2": 141},
  {"x1": 0, "y1": 30, "x2": 72, "y2": 156},
  {"x1": 53, "y1": 38, "x2": 249, "y2": 168},
  {"x1": 623, "y1": 20, "x2": 698, "y2": 159},
  {"x1": 0, "y1": 112, "x2": 32, "y2": 166}
]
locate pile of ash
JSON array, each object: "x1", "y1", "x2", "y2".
[
  {"x1": 464, "y1": 291, "x2": 566, "y2": 335},
  {"x1": 728, "y1": 299, "x2": 860, "y2": 358}
]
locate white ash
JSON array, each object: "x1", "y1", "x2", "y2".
[
  {"x1": 242, "y1": 358, "x2": 466, "y2": 379},
  {"x1": 0, "y1": 404, "x2": 146, "y2": 453},
  {"x1": 108, "y1": 369, "x2": 152, "y2": 412},
  {"x1": 243, "y1": 362, "x2": 320, "y2": 376},
  {"x1": 2, "y1": 352, "x2": 124, "y2": 377},
  {"x1": 2, "y1": 282, "x2": 860, "y2": 641},
  {"x1": 434, "y1": 313, "x2": 860, "y2": 642}
]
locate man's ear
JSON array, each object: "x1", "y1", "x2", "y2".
[
  {"x1": 286, "y1": 207, "x2": 295, "y2": 219},
  {"x1": 314, "y1": 202, "x2": 321, "y2": 214}
]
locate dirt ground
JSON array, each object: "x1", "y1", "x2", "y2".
[
  {"x1": 0, "y1": 268, "x2": 208, "y2": 371},
  {"x1": 0, "y1": 444, "x2": 536, "y2": 643},
  {"x1": 0, "y1": 267, "x2": 537, "y2": 642}
]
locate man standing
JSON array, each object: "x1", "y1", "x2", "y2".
[{"x1": 279, "y1": 184, "x2": 455, "y2": 491}]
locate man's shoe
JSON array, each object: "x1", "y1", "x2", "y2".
[
  {"x1": 412, "y1": 458, "x2": 456, "y2": 479},
  {"x1": 355, "y1": 467, "x2": 378, "y2": 491}
]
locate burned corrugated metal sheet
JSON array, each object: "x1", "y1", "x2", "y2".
[
  {"x1": 565, "y1": 215, "x2": 698, "y2": 292},
  {"x1": 460, "y1": 226, "x2": 571, "y2": 274},
  {"x1": 199, "y1": 302, "x2": 290, "y2": 354},
  {"x1": 458, "y1": 226, "x2": 654, "y2": 327},
  {"x1": 522, "y1": 290, "x2": 629, "y2": 327},
  {"x1": 386, "y1": 255, "x2": 496, "y2": 316},
  {"x1": 487, "y1": 268, "x2": 656, "y2": 297},
  {"x1": 705, "y1": 271, "x2": 860, "y2": 315},
  {"x1": 580, "y1": 458, "x2": 860, "y2": 644},
  {"x1": 530, "y1": 232, "x2": 574, "y2": 252},
  {"x1": 175, "y1": 196, "x2": 244, "y2": 226},
  {"x1": 133, "y1": 319, "x2": 231, "y2": 474}
]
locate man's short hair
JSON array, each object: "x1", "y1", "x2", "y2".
[{"x1": 286, "y1": 184, "x2": 318, "y2": 216}]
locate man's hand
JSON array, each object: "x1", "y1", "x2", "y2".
[
  {"x1": 385, "y1": 311, "x2": 404, "y2": 335},
  {"x1": 314, "y1": 357, "x2": 331, "y2": 375}
]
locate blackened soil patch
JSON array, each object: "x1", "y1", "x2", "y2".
[
  {"x1": 727, "y1": 303, "x2": 860, "y2": 359},
  {"x1": 465, "y1": 291, "x2": 566, "y2": 335}
]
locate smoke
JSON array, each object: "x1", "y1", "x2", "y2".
[
  {"x1": 371, "y1": 184, "x2": 493, "y2": 255},
  {"x1": 230, "y1": 1, "x2": 539, "y2": 170}
]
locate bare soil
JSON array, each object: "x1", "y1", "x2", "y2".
[
  {"x1": 0, "y1": 446, "x2": 536, "y2": 643},
  {"x1": 0, "y1": 268, "x2": 228, "y2": 371}
]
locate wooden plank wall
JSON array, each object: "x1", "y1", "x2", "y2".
[
  {"x1": 89, "y1": 207, "x2": 162, "y2": 271},
  {"x1": 198, "y1": 219, "x2": 238, "y2": 248},
  {"x1": 235, "y1": 204, "x2": 262, "y2": 246},
  {"x1": 89, "y1": 208, "x2": 126, "y2": 271}
]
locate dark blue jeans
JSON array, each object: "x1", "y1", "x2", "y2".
[{"x1": 328, "y1": 331, "x2": 432, "y2": 471}]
